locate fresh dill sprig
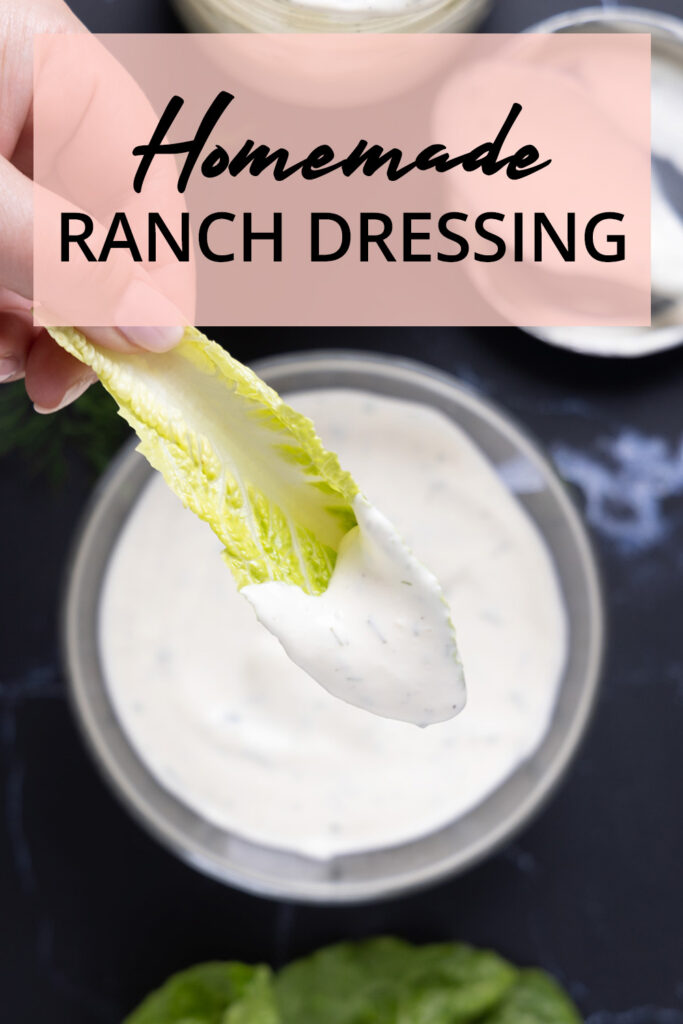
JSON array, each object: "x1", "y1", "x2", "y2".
[{"x1": 0, "y1": 380, "x2": 130, "y2": 486}]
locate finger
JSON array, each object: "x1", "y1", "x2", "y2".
[
  {"x1": 81, "y1": 322, "x2": 184, "y2": 355},
  {"x1": 34, "y1": 184, "x2": 187, "y2": 346},
  {"x1": 0, "y1": 156, "x2": 34, "y2": 298},
  {"x1": 0, "y1": 1, "x2": 84, "y2": 161},
  {"x1": 11, "y1": 109, "x2": 33, "y2": 180},
  {"x1": 24, "y1": 330, "x2": 97, "y2": 413},
  {"x1": 0, "y1": 1, "x2": 85, "y2": 301},
  {"x1": 0, "y1": 288, "x2": 33, "y2": 316},
  {"x1": 33, "y1": 30, "x2": 194, "y2": 332},
  {"x1": 0, "y1": 312, "x2": 36, "y2": 382}
]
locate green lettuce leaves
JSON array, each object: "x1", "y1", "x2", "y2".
[
  {"x1": 481, "y1": 970, "x2": 582, "y2": 1024},
  {"x1": 123, "y1": 963, "x2": 278, "y2": 1024},
  {"x1": 274, "y1": 938, "x2": 516, "y2": 1024},
  {"x1": 124, "y1": 940, "x2": 581, "y2": 1024},
  {"x1": 48, "y1": 326, "x2": 358, "y2": 594}
]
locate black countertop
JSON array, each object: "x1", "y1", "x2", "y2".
[{"x1": 3, "y1": 2, "x2": 683, "y2": 1022}]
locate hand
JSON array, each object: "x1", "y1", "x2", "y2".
[{"x1": 0, "y1": 0, "x2": 183, "y2": 413}]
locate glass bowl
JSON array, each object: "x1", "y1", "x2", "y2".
[
  {"x1": 62, "y1": 351, "x2": 604, "y2": 903},
  {"x1": 522, "y1": 6, "x2": 683, "y2": 358}
]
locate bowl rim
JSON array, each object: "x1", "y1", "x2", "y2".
[
  {"x1": 524, "y1": 4, "x2": 683, "y2": 39},
  {"x1": 61, "y1": 349, "x2": 605, "y2": 903},
  {"x1": 520, "y1": 5, "x2": 683, "y2": 358}
]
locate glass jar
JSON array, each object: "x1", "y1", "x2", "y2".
[{"x1": 173, "y1": 0, "x2": 491, "y2": 34}]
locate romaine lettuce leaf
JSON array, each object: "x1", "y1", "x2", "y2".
[{"x1": 48, "y1": 326, "x2": 358, "y2": 594}]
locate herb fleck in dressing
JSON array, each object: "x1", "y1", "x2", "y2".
[{"x1": 100, "y1": 390, "x2": 567, "y2": 859}]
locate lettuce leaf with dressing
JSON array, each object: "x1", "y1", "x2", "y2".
[{"x1": 48, "y1": 326, "x2": 358, "y2": 594}]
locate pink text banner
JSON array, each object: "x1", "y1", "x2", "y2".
[{"x1": 33, "y1": 33, "x2": 651, "y2": 328}]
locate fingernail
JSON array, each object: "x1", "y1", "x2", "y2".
[
  {"x1": 116, "y1": 279, "x2": 185, "y2": 352},
  {"x1": 118, "y1": 324, "x2": 184, "y2": 352},
  {"x1": 34, "y1": 373, "x2": 95, "y2": 415},
  {"x1": 0, "y1": 355, "x2": 22, "y2": 382}
]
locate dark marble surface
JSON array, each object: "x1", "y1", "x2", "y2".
[{"x1": 3, "y1": 2, "x2": 683, "y2": 1022}]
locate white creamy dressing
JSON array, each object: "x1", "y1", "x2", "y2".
[
  {"x1": 100, "y1": 390, "x2": 567, "y2": 859},
  {"x1": 243, "y1": 495, "x2": 464, "y2": 726}
]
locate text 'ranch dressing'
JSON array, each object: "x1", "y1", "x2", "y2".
[{"x1": 100, "y1": 390, "x2": 567, "y2": 859}]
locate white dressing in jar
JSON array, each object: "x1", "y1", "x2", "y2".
[{"x1": 173, "y1": 0, "x2": 490, "y2": 34}]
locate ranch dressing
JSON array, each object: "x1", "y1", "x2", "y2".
[
  {"x1": 100, "y1": 390, "x2": 567, "y2": 859},
  {"x1": 243, "y1": 495, "x2": 464, "y2": 726}
]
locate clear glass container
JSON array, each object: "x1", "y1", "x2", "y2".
[
  {"x1": 523, "y1": 6, "x2": 683, "y2": 358},
  {"x1": 62, "y1": 351, "x2": 603, "y2": 903},
  {"x1": 173, "y1": 0, "x2": 491, "y2": 34}
]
